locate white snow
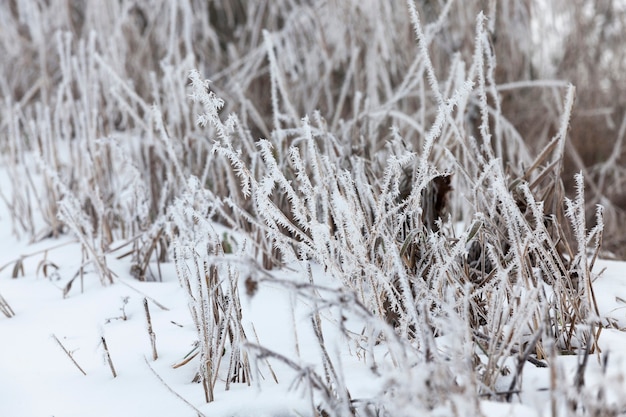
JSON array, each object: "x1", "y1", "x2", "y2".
[{"x1": 3, "y1": 208, "x2": 626, "y2": 416}]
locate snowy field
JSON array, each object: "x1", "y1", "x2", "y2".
[
  {"x1": 2, "y1": 1, "x2": 626, "y2": 416},
  {"x1": 2, "y1": 195, "x2": 626, "y2": 416}
]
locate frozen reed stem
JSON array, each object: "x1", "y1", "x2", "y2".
[
  {"x1": 143, "y1": 298, "x2": 158, "y2": 361},
  {"x1": 101, "y1": 336, "x2": 117, "y2": 378}
]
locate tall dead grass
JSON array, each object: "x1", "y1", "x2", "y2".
[{"x1": 0, "y1": 1, "x2": 624, "y2": 416}]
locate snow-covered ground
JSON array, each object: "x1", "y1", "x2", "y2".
[
  {"x1": 2, "y1": 194, "x2": 626, "y2": 417},
  {"x1": 2, "y1": 2, "x2": 626, "y2": 416}
]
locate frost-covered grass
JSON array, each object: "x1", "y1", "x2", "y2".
[{"x1": 1, "y1": 1, "x2": 626, "y2": 416}]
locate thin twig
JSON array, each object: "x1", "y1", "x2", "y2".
[
  {"x1": 144, "y1": 356, "x2": 207, "y2": 417},
  {"x1": 0, "y1": 239, "x2": 78, "y2": 274},
  {"x1": 115, "y1": 278, "x2": 169, "y2": 311},
  {"x1": 251, "y1": 323, "x2": 279, "y2": 384},
  {"x1": 52, "y1": 334, "x2": 87, "y2": 376}
]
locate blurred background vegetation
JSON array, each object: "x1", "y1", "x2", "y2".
[{"x1": 1, "y1": 0, "x2": 625, "y2": 255}]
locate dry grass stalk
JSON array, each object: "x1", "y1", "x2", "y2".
[
  {"x1": 0, "y1": 0, "x2": 622, "y2": 414},
  {"x1": 0, "y1": 292, "x2": 15, "y2": 318},
  {"x1": 52, "y1": 334, "x2": 87, "y2": 376},
  {"x1": 143, "y1": 298, "x2": 158, "y2": 361},
  {"x1": 101, "y1": 336, "x2": 117, "y2": 378}
]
